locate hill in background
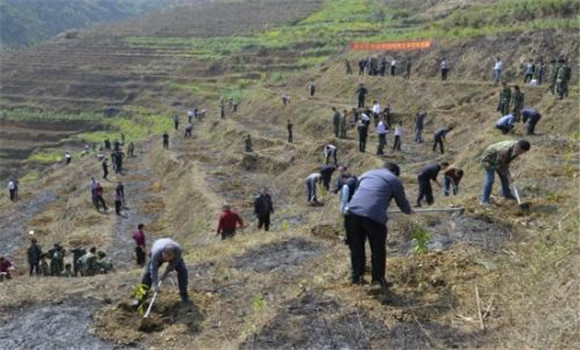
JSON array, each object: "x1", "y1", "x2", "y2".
[
  {"x1": 0, "y1": 0, "x2": 172, "y2": 48},
  {"x1": 0, "y1": 0, "x2": 578, "y2": 349}
]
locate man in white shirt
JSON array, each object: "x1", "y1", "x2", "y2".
[
  {"x1": 393, "y1": 124, "x2": 403, "y2": 151},
  {"x1": 376, "y1": 118, "x2": 388, "y2": 155},
  {"x1": 324, "y1": 144, "x2": 338, "y2": 165},
  {"x1": 493, "y1": 57, "x2": 503, "y2": 84},
  {"x1": 306, "y1": 173, "x2": 322, "y2": 204},
  {"x1": 7, "y1": 179, "x2": 16, "y2": 202},
  {"x1": 440, "y1": 57, "x2": 449, "y2": 81},
  {"x1": 372, "y1": 101, "x2": 381, "y2": 126},
  {"x1": 390, "y1": 58, "x2": 397, "y2": 76}
]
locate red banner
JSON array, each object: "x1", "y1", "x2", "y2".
[{"x1": 350, "y1": 40, "x2": 432, "y2": 51}]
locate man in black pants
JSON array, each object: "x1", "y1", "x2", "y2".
[
  {"x1": 433, "y1": 125, "x2": 453, "y2": 154},
  {"x1": 27, "y1": 238, "x2": 42, "y2": 276},
  {"x1": 254, "y1": 188, "x2": 274, "y2": 232},
  {"x1": 162, "y1": 132, "x2": 169, "y2": 149},
  {"x1": 320, "y1": 164, "x2": 337, "y2": 191},
  {"x1": 355, "y1": 83, "x2": 368, "y2": 108},
  {"x1": 416, "y1": 162, "x2": 448, "y2": 207},
  {"x1": 521, "y1": 107, "x2": 542, "y2": 135},
  {"x1": 102, "y1": 159, "x2": 109, "y2": 180},
  {"x1": 345, "y1": 162, "x2": 412, "y2": 289},
  {"x1": 357, "y1": 120, "x2": 368, "y2": 152},
  {"x1": 287, "y1": 119, "x2": 294, "y2": 143}
]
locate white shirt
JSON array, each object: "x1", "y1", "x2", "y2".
[
  {"x1": 324, "y1": 145, "x2": 337, "y2": 156},
  {"x1": 441, "y1": 60, "x2": 449, "y2": 69},
  {"x1": 391, "y1": 59, "x2": 397, "y2": 67},
  {"x1": 187, "y1": 110, "x2": 194, "y2": 117},
  {"x1": 377, "y1": 122, "x2": 387, "y2": 135},
  {"x1": 65, "y1": 153, "x2": 71, "y2": 159},
  {"x1": 306, "y1": 173, "x2": 322, "y2": 182},
  {"x1": 361, "y1": 113, "x2": 370, "y2": 122},
  {"x1": 372, "y1": 103, "x2": 381, "y2": 114},
  {"x1": 8, "y1": 181, "x2": 15, "y2": 190},
  {"x1": 395, "y1": 127, "x2": 403, "y2": 137},
  {"x1": 494, "y1": 60, "x2": 502, "y2": 71}
]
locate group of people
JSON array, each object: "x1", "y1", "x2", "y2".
[
  {"x1": 351, "y1": 56, "x2": 411, "y2": 78},
  {"x1": 22, "y1": 238, "x2": 113, "y2": 279},
  {"x1": 308, "y1": 136, "x2": 530, "y2": 289},
  {"x1": 90, "y1": 177, "x2": 126, "y2": 216}
]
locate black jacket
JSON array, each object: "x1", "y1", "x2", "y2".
[
  {"x1": 254, "y1": 194, "x2": 274, "y2": 217},
  {"x1": 27, "y1": 244, "x2": 42, "y2": 264}
]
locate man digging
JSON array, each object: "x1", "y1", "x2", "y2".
[{"x1": 133, "y1": 238, "x2": 191, "y2": 308}]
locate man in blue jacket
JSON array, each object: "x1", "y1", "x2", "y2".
[{"x1": 345, "y1": 162, "x2": 413, "y2": 290}]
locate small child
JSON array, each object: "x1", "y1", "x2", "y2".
[{"x1": 393, "y1": 123, "x2": 403, "y2": 151}]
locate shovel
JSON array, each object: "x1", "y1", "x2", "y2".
[
  {"x1": 143, "y1": 281, "x2": 162, "y2": 319},
  {"x1": 512, "y1": 184, "x2": 530, "y2": 210},
  {"x1": 387, "y1": 207, "x2": 465, "y2": 215}
]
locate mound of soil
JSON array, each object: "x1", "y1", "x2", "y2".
[
  {"x1": 310, "y1": 224, "x2": 339, "y2": 240},
  {"x1": 231, "y1": 238, "x2": 324, "y2": 273},
  {"x1": 95, "y1": 294, "x2": 205, "y2": 345}
]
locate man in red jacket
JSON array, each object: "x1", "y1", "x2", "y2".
[{"x1": 216, "y1": 204, "x2": 244, "y2": 240}]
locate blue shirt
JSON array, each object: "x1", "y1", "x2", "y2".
[
  {"x1": 434, "y1": 127, "x2": 449, "y2": 139},
  {"x1": 521, "y1": 108, "x2": 541, "y2": 123},
  {"x1": 347, "y1": 168, "x2": 411, "y2": 225},
  {"x1": 496, "y1": 114, "x2": 515, "y2": 127},
  {"x1": 419, "y1": 164, "x2": 441, "y2": 181}
]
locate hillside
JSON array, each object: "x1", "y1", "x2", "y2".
[
  {"x1": 0, "y1": 0, "x2": 169, "y2": 48},
  {"x1": 0, "y1": 0, "x2": 579, "y2": 349}
]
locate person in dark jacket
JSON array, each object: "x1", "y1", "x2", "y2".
[
  {"x1": 416, "y1": 162, "x2": 449, "y2": 207},
  {"x1": 287, "y1": 119, "x2": 294, "y2": 143},
  {"x1": 254, "y1": 188, "x2": 274, "y2": 232},
  {"x1": 320, "y1": 164, "x2": 337, "y2": 191},
  {"x1": 357, "y1": 120, "x2": 368, "y2": 152},
  {"x1": 27, "y1": 238, "x2": 42, "y2": 276},
  {"x1": 102, "y1": 159, "x2": 109, "y2": 180},
  {"x1": 433, "y1": 125, "x2": 453, "y2": 154},
  {"x1": 355, "y1": 83, "x2": 368, "y2": 108},
  {"x1": 521, "y1": 108, "x2": 542, "y2": 135},
  {"x1": 162, "y1": 132, "x2": 169, "y2": 149},
  {"x1": 345, "y1": 162, "x2": 413, "y2": 289}
]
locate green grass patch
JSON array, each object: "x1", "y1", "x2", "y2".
[
  {"x1": 76, "y1": 114, "x2": 172, "y2": 143},
  {"x1": 0, "y1": 109, "x2": 103, "y2": 122},
  {"x1": 28, "y1": 151, "x2": 63, "y2": 163}
]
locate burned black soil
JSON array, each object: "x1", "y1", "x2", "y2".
[
  {"x1": 389, "y1": 213, "x2": 513, "y2": 255},
  {"x1": 0, "y1": 300, "x2": 129, "y2": 350},
  {"x1": 231, "y1": 238, "x2": 325, "y2": 273},
  {"x1": 243, "y1": 291, "x2": 487, "y2": 350}
]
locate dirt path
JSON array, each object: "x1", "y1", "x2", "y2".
[
  {"x1": 0, "y1": 191, "x2": 57, "y2": 256},
  {"x1": 107, "y1": 142, "x2": 160, "y2": 269}
]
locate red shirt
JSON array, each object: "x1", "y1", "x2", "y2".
[
  {"x1": 217, "y1": 210, "x2": 243, "y2": 233},
  {"x1": 0, "y1": 259, "x2": 12, "y2": 273},
  {"x1": 132, "y1": 230, "x2": 145, "y2": 247}
]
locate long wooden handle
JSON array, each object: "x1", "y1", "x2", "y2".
[{"x1": 387, "y1": 207, "x2": 464, "y2": 214}]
